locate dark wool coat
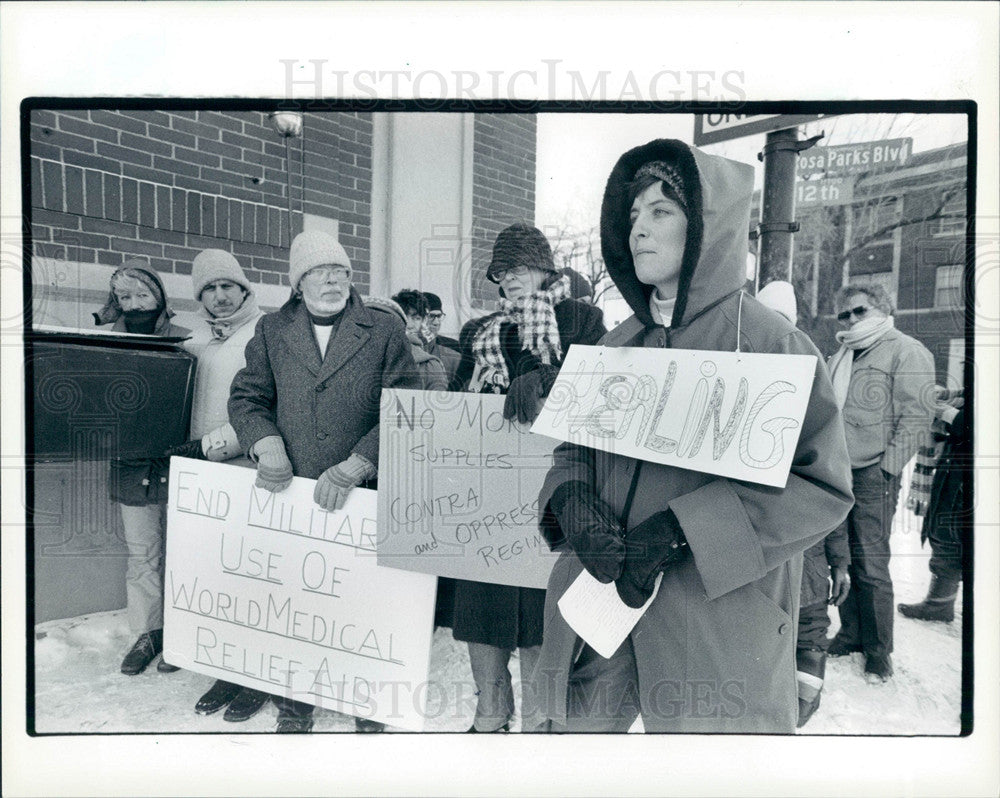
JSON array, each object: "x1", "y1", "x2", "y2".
[
  {"x1": 922, "y1": 406, "x2": 969, "y2": 548},
  {"x1": 451, "y1": 294, "x2": 606, "y2": 650},
  {"x1": 527, "y1": 139, "x2": 854, "y2": 733},
  {"x1": 228, "y1": 290, "x2": 420, "y2": 480}
]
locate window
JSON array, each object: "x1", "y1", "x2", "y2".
[
  {"x1": 929, "y1": 190, "x2": 966, "y2": 238},
  {"x1": 934, "y1": 264, "x2": 963, "y2": 308},
  {"x1": 853, "y1": 198, "x2": 898, "y2": 246}
]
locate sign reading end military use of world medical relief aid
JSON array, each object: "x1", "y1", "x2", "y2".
[
  {"x1": 532, "y1": 346, "x2": 818, "y2": 489},
  {"x1": 377, "y1": 389, "x2": 560, "y2": 589},
  {"x1": 163, "y1": 458, "x2": 437, "y2": 731}
]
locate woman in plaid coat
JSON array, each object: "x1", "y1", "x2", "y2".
[{"x1": 452, "y1": 223, "x2": 605, "y2": 732}]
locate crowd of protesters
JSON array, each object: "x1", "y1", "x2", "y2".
[{"x1": 91, "y1": 137, "x2": 955, "y2": 734}]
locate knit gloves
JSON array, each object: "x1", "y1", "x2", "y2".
[
  {"x1": 549, "y1": 480, "x2": 626, "y2": 584},
  {"x1": 314, "y1": 453, "x2": 377, "y2": 512},
  {"x1": 503, "y1": 364, "x2": 559, "y2": 423},
  {"x1": 252, "y1": 436, "x2": 294, "y2": 492},
  {"x1": 616, "y1": 509, "x2": 689, "y2": 608}
]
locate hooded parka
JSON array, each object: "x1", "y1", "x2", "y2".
[{"x1": 528, "y1": 140, "x2": 854, "y2": 733}]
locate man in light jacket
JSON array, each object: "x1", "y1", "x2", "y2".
[{"x1": 826, "y1": 282, "x2": 936, "y2": 682}]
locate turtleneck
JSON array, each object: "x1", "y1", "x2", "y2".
[
  {"x1": 308, "y1": 308, "x2": 344, "y2": 357},
  {"x1": 649, "y1": 291, "x2": 677, "y2": 327}
]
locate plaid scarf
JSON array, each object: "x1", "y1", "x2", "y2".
[
  {"x1": 906, "y1": 388, "x2": 963, "y2": 516},
  {"x1": 471, "y1": 274, "x2": 571, "y2": 391}
]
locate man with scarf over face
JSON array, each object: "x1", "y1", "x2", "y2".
[
  {"x1": 826, "y1": 282, "x2": 935, "y2": 683},
  {"x1": 92, "y1": 260, "x2": 191, "y2": 676},
  {"x1": 527, "y1": 141, "x2": 854, "y2": 734},
  {"x1": 452, "y1": 223, "x2": 605, "y2": 732}
]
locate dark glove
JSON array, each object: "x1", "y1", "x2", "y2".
[
  {"x1": 165, "y1": 439, "x2": 206, "y2": 460},
  {"x1": 549, "y1": 480, "x2": 625, "y2": 583},
  {"x1": 616, "y1": 509, "x2": 688, "y2": 609},
  {"x1": 503, "y1": 364, "x2": 559, "y2": 423}
]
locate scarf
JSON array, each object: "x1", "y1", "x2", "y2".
[
  {"x1": 471, "y1": 274, "x2": 570, "y2": 390},
  {"x1": 93, "y1": 266, "x2": 168, "y2": 326},
  {"x1": 827, "y1": 315, "x2": 895, "y2": 409},
  {"x1": 204, "y1": 294, "x2": 260, "y2": 341},
  {"x1": 906, "y1": 388, "x2": 963, "y2": 516}
]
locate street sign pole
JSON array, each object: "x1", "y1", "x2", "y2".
[{"x1": 756, "y1": 128, "x2": 824, "y2": 287}]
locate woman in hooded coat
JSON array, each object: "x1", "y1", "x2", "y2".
[
  {"x1": 527, "y1": 140, "x2": 854, "y2": 734},
  {"x1": 451, "y1": 223, "x2": 605, "y2": 732},
  {"x1": 92, "y1": 260, "x2": 191, "y2": 676}
]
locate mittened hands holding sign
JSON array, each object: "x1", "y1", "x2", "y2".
[
  {"x1": 314, "y1": 453, "x2": 377, "y2": 512},
  {"x1": 251, "y1": 435, "x2": 294, "y2": 492}
]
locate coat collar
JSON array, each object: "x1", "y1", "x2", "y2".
[{"x1": 278, "y1": 288, "x2": 374, "y2": 380}]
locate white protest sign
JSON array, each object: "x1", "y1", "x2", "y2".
[
  {"x1": 532, "y1": 346, "x2": 817, "y2": 488},
  {"x1": 163, "y1": 458, "x2": 437, "y2": 731},
  {"x1": 377, "y1": 389, "x2": 559, "y2": 589}
]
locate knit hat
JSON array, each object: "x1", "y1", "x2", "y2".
[
  {"x1": 633, "y1": 161, "x2": 689, "y2": 213},
  {"x1": 289, "y1": 230, "x2": 352, "y2": 292},
  {"x1": 486, "y1": 223, "x2": 557, "y2": 284},
  {"x1": 757, "y1": 280, "x2": 798, "y2": 325},
  {"x1": 191, "y1": 249, "x2": 250, "y2": 299}
]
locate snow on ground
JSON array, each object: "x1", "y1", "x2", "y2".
[{"x1": 33, "y1": 500, "x2": 961, "y2": 735}]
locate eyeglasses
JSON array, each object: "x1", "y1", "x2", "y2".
[
  {"x1": 493, "y1": 265, "x2": 530, "y2": 281},
  {"x1": 302, "y1": 266, "x2": 351, "y2": 285},
  {"x1": 836, "y1": 305, "x2": 871, "y2": 322}
]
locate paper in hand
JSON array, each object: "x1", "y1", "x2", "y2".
[{"x1": 557, "y1": 569, "x2": 663, "y2": 659}]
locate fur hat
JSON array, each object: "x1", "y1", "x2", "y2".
[
  {"x1": 757, "y1": 280, "x2": 798, "y2": 325},
  {"x1": 289, "y1": 231, "x2": 352, "y2": 292},
  {"x1": 486, "y1": 223, "x2": 556, "y2": 284},
  {"x1": 191, "y1": 249, "x2": 250, "y2": 299}
]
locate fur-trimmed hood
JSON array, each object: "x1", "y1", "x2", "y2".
[{"x1": 600, "y1": 139, "x2": 754, "y2": 331}]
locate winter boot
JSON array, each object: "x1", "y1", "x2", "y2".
[
  {"x1": 898, "y1": 576, "x2": 959, "y2": 622},
  {"x1": 795, "y1": 648, "x2": 827, "y2": 729},
  {"x1": 120, "y1": 629, "x2": 163, "y2": 675}
]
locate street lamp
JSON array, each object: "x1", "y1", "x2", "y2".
[{"x1": 268, "y1": 111, "x2": 304, "y2": 245}]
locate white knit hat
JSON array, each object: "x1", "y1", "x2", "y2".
[
  {"x1": 191, "y1": 249, "x2": 250, "y2": 299},
  {"x1": 289, "y1": 230, "x2": 352, "y2": 292},
  {"x1": 757, "y1": 280, "x2": 798, "y2": 325}
]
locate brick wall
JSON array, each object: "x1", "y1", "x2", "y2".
[
  {"x1": 470, "y1": 114, "x2": 537, "y2": 308},
  {"x1": 29, "y1": 109, "x2": 373, "y2": 292}
]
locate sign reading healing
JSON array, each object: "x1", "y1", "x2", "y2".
[
  {"x1": 163, "y1": 458, "x2": 437, "y2": 731},
  {"x1": 531, "y1": 346, "x2": 817, "y2": 489},
  {"x1": 377, "y1": 390, "x2": 559, "y2": 589}
]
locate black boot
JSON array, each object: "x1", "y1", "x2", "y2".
[
  {"x1": 120, "y1": 629, "x2": 163, "y2": 675},
  {"x1": 796, "y1": 649, "x2": 827, "y2": 729},
  {"x1": 223, "y1": 688, "x2": 271, "y2": 722},
  {"x1": 195, "y1": 680, "x2": 243, "y2": 715},
  {"x1": 898, "y1": 576, "x2": 959, "y2": 622}
]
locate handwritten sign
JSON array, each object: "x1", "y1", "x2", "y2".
[
  {"x1": 377, "y1": 389, "x2": 559, "y2": 589},
  {"x1": 532, "y1": 346, "x2": 817, "y2": 489},
  {"x1": 163, "y1": 458, "x2": 437, "y2": 731}
]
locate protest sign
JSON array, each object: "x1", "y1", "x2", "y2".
[
  {"x1": 532, "y1": 346, "x2": 817, "y2": 489},
  {"x1": 163, "y1": 458, "x2": 437, "y2": 731},
  {"x1": 377, "y1": 389, "x2": 559, "y2": 589}
]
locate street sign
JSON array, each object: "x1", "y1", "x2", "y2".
[
  {"x1": 796, "y1": 139, "x2": 913, "y2": 178},
  {"x1": 693, "y1": 113, "x2": 833, "y2": 146},
  {"x1": 795, "y1": 177, "x2": 855, "y2": 207}
]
